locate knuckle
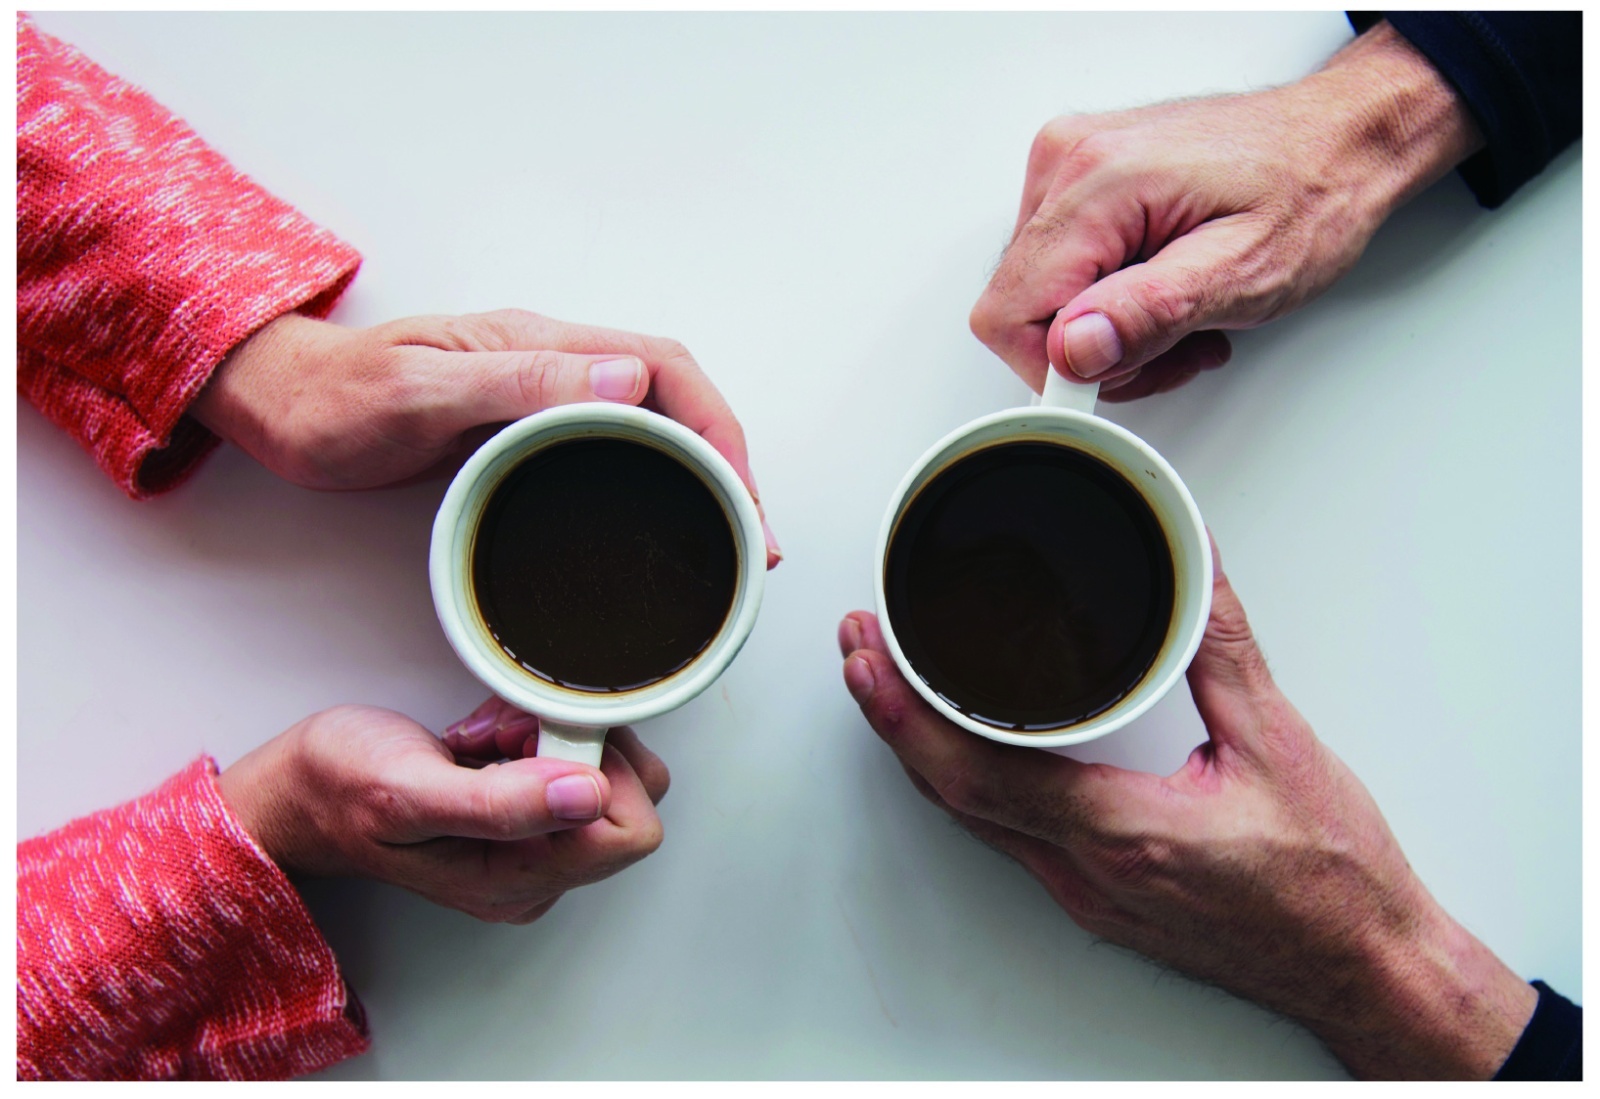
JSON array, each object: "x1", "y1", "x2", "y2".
[
  {"x1": 968, "y1": 298, "x2": 998, "y2": 345},
  {"x1": 658, "y1": 337, "x2": 692, "y2": 362},
  {"x1": 634, "y1": 817, "x2": 665, "y2": 857},
  {"x1": 507, "y1": 903, "x2": 553, "y2": 926},
  {"x1": 514, "y1": 351, "x2": 564, "y2": 410},
  {"x1": 473, "y1": 308, "x2": 541, "y2": 342},
  {"x1": 1031, "y1": 117, "x2": 1084, "y2": 165},
  {"x1": 863, "y1": 692, "x2": 910, "y2": 739},
  {"x1": 473, "y1": 767, "x2": 519, "y2": 842},
  {"x1": 427, "y1": 313, "x2": 486, "y2": 352},
  {"x1": 601, "y1": 813, "x2": 665, "y2": 861},
  {"x1": 1061, "y1": 128, "x2": 1123, "y2": 177},
  {"x1": 1093, "y1": 835, "x2": 1166, "y2": 890},
  {"x1": 1131, "y1": 273, "x2": 1197, "y2": 335},
  {"x1": 364, "y1": 782, "x2": 408, "y2": 830},
  {"x1": 931, "y1": 763, "x2": 996, "y2": 819}
]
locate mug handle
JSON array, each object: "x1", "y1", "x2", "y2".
[
  {"x1": 537, "y1": 720, "x2": 607, "y2": 767},
  {"x1": 1040, "y1": 364, "x2": 1099, "y2": 413}
]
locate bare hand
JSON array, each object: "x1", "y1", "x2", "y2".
[
  {"x1": 193, "y1": 308, "x2": 780, "y2": 567},
  {"x1": 970, "y1": 21, "x2": 1484, "y2": 402},
  {"x1": 838, "y1": 541, "x2": 1535, "y2": 1079},
  {"x1": 217, "y1": 697, "x2": 669, "y2": 925}
]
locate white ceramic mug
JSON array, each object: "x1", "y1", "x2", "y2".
[
  {"x1": 431, "y1": 404, "x2": 766, "y2": 766},
  {"x1": 874, "y1": 370, "x2": 1212, "y2": 749}
]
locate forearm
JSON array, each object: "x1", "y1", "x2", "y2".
[
  {"x1": 16, "y1": 15, "x2": 360, "y2": 498},
  {"x1": 17, "y1": 758, "x2": 367, "y2": 1080},
  {"x1": 1300, "y1": 886, "x2": 1536, "y2": 1080},
  {"x1": 1292, "y1": 19, "x2": 1486, "y2": 222}
]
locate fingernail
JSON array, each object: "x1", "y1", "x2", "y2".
[
  {"x1": 497, "y1": 713, "x2": 540, "y2": 739},
  {"x1": 589, "y1": 357, "x2": 644, "y2": 401},
  {"x1": 762, "y1": 517, "x2": 783, "y2": 563},
  {"x1": 547, "y1": 774, "x2": 604, "y2": 821},
  {"x1": 839, "y1": 615, "x2": 862, "y2": 656},
  {"x1": 844, "y1": 654, "x2": 876, "y2": 704},
  {"x1": 446, "y1": 711, "x2": 499, "y2": 742},
  {"x1": 1063, "y1": 313, "x2": 1123, "y2": 379}
]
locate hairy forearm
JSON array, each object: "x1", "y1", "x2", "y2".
[
  {"x1": 1296, "y1": 19, "x2": 1486, "y2": 221},
  {"x1": 1302, "y1": 886, "x2": 1537, "y2": 1079}
]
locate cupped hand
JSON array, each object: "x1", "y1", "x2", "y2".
[
  {"x1": 192, "y1": 308, "x2": 780, "y2": 568},
  {"x1": 217, "y1": 697, "x2": 669, "y2": 925},
  {"x1": 970, "y1": 21, "x2": 1484, "y2": 402},
  {"x1": 837, "y1": 539, "x2": 1535, "y2": 1079}
]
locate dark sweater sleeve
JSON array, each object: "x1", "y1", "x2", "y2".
[
  {"x1": 1347, "y1": 12, "x2": 1582, "y2": 208},
  {"x1": 1493, "y1": 981, "x2": 1583, "y2": 1082}
]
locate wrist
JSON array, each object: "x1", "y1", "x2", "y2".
[
  {"x1": 1291, "y1": 19, "x2": 1486, "y2": 224},
  {"x1": 1308, "y1": 883, "x2": 1537, "y2": 1079},
  {"x1": 190, "y1": 312, "x2": 324, "y2": 459},
  {"x1": 216, "y1": 728, "x2": 316, "y2": 877}
]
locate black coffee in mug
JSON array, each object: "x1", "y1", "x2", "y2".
[
  {"x1": 883, "y1": 440, "x2": 1175, "y2": 731},
  {"x1": 471, "y1": 436, "x2": 738, "y2": 693}
]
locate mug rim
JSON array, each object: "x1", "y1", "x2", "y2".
[
  {"x1": 430, "y1": 403, "x2": 766, "y2": 728},
  {"x1": 873, "y1": 405, "x2": 1211, "y2": 749}
]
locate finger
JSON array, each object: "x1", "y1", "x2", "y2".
[
  {"x1": 607, "y1": 725, "x2": 670, "y2": 805},
  {"x1": 438, "y1": 348, "x2": 649, "y2": 429},
  {"x1": 406, "y1": 752, "x2": 613, "y2": 841},
  {"x1": 971, "y1": 190, "x2": 1142, "y2": 392},
  {"x1": 442, "y1": 697, "x2": 540, "y2": 762},
  {"x1": 506, "y1": 897, "x2": 562, "y2": 926},
  {"x1": 1183, "y1": 532, "x2": 1297, "y2": 760},
  {"x1": 840, "y1": 617, "x2": 1170, "y2": 848},
  {"x1": 1094, "y1": 331, "x2": 1232, "y2": 404},
  {"x1": 639, "y1": 345, "x2": 783, "y2": 570},
  {"x1": 489, "y1": 741, "x2": 664, "y2": 890},
  {"x1": 895, "y1": 732, "x2": 1119, "y2": 927},
  {"x1": 925, "y1": 783, "x2": 1115, "y2": 925},
  {"x1": 1046, "y1": 220, "x2": 1259, "y2": 382},
  {"x1": 452, "y1": 310, "x2": 780, "y2": 569},
  {"x1": 593, "y1": 741, "x2": 663, "y2": 836},
  {"x1": 1009, "y1": 114, "x2": 1136, "y2": 241}
]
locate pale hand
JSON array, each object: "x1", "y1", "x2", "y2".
[
  {"x1": 192, "y1": 308, "x2": 781, "y2": 568},
  {"x1": 218, "y1": 697, "x2": 670, "y2": 925}
]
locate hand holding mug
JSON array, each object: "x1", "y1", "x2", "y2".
[
  {"x1": 432, "y1": 404, "x2": 768, "y2": 765},
  {"x1": 969, "y1": 21, "x2": 1483, "y2": 401},
  {"x1": 840, "y1": 541, "x2": 1537, "y2": 1080},
  {"x1": 875, "y1": 368, "x2": 1208, "y2": 747},
  {"x1": 217, "y1": 697, "x2": 668, "y2": 925},
  {"x1": 193, "y1": 308, "x2": 780, "y2": 568}
]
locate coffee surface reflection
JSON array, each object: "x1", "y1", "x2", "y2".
[
  {"x1": 884, "y1": 441, "x2": 1175, "y2": 730},
  {"x1": 471, "y1": 437, "x2": 738, "y2": 693}
]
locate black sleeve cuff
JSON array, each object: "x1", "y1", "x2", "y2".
[
  {"x1": 1346, "y1": 12, "x2": 1582, "y2": 208},
  {"x1": 1494, "y1": 980, "x2": 1583, "y2": 1081}
]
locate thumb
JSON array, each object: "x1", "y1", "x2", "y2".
[
  {"x1": 406, "y1": 752, "x2": 612, "y2": 841},
  {"x1": 1184, "y1": 532, "x2": 1293, "y2": 758},
  {"x1": 1049, "y1": 227, "x2": 1249, "y2": 382},
  {"x1": 448, "y1": 349, "x2": 648, "y2": 428}
]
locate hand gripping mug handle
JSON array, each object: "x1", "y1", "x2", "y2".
[
  {"x1": 1039, "y1": 364, "x2": 1100, "y2": 413},
  {"x1": 537, "y1": 720, "x2": 607, "y2": 767}
]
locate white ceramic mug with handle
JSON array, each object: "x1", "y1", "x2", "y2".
[
  {"x1": 431, "y1": 403, "x2": 766, "y2": 766},
  {"x1": 874, "y1": 370, "x2": 1212, "y2": 750}
]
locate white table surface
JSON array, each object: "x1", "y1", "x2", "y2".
[{"x1": 19, "y1": 11, "x2": 1580, "y2": 1081}]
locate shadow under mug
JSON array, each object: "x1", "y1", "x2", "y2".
[
  {"x1": 874, "y1": 370, "x2": 1212, "y2": 750},
  {"x1": 430, "y1": 404, "x2": 767, "y2": 766}
]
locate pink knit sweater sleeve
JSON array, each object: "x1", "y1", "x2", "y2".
[
  {"x1": 17, "y1": 757, "x2": 371, "y2": 1080},
  {"x1": 16, "y1": 14, "x2": 362, "y2": 498}
]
